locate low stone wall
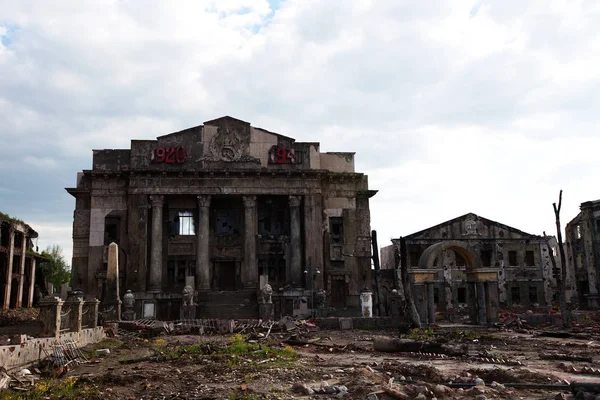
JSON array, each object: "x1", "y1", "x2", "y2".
[
  {"x1": 312, "y1": 317, "x2": 410, "y2": 330},
  {"x1": 0, "y1": 327, "x2": 105, "y2": 372}
]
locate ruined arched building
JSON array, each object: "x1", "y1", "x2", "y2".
[
  {"x1": 66, "y1": 116, "x2": 376, "y2": 320},
  {"x1": 380, "y1": 213, "x2": 560, "y2": 324}
]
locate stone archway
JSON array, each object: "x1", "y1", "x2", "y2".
[
  {"x1": 418, "y1": 240, "x2": 482, "y2": 271},
  {"x1": 414, "y1": 240, "x2": 499, "y2": 325}
]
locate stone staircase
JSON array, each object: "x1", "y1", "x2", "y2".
[{"x1": 195, "y1": 289, "x2": 259, "y2": 319}]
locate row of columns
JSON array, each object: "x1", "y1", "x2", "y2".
[
  {"x1": 146, "y1": 194, "x2": 303, "y2": 292},
  {"x1": 2, "y1": 227, "x2": 36, "y2": 310}
]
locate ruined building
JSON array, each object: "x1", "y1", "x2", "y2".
[
  {"x1": 0, "y1": 213, "x2": 39, "y2": 309},
  {"x1": 66, "y1": 116, "x2": 376, "y2": 320},
  {"x1": 565, "y1": 199, "x2": 600, "y2": 308},
  {"x1": 381, "y1": 213, "x2": 559, "y2": 324}
]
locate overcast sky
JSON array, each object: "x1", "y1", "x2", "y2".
[{"x1": 1, "y1": 0, "x2": 599, "y2": 263}]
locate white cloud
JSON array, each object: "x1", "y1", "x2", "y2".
[{"x1": 0, "y1": 0, "x2": 599, "y2": 263}]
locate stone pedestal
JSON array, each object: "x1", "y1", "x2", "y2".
[
  {"x1": 258, "y1": 303, "x2": 274, "y2": 320},
  {"x1": 84, "y1": 298, "x2": 100, "y2": 328},
  {"x1": 360, "y1": 290, "x2": 373, "y2": 318},
  {"x1": 180, "y1": 304, "x2": 197, "y2": 320},
  {"x1": 64, "y1": 291, "x2": 84, "y2": 333},
  {"x1": 122, "y1": 290, "x2": 135, "y2": 321},
  {"x1": 38, "y1": 296, "x2": 63, "y2": 339}
]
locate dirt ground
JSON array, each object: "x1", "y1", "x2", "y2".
[{"x1": 6, "y1": 325, "x2": 593, "y2": 400}]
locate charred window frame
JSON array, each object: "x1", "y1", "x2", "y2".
[
  {"x1": 258, "y1": 198, "x2": 289, "y2": 236},
  {"x1": 213, "y1": 209, "x2": 241, "y2": 236},
  {"x1": 169, "y1": 210, "x2": 196, "y2": 236}
]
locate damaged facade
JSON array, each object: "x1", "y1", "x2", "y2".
[
  {"x1": 381, "y1": 213, "x2": 560, "y2": 324},
  {"x1": 66, "y1": 116, "x2": 376, "y2": 320},
  {"x1": 565, "y1": 199, "x2": 600, "y2": 308},
  {"x1": 0, "y1": 214, "x2": 39, "y2": 309}
]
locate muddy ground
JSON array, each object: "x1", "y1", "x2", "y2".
[{"x1": 5, "y1": 325, "x2": 598, "y2": 400}]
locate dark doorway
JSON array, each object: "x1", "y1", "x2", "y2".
[
  {"x1": 330, "y1": 279, "x2": 346, "y2": 308},
  {"x1": 218, "y1": 262, "x2": 236, "y2": 291}
]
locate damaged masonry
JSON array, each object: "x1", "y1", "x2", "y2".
[
  {"x1": 65, "y1": 116, "x2": 377, "y2": 321},
  {"x1": 2, "y1": 117, "x2": 600, "y2": 400}
]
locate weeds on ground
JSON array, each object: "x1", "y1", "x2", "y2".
[
  {"x1": 156, "y1": 334, "x2": 298, "y2": 369},
  {"x1": 0, "y1": 377, "x2": 101, "y2": 400},
  {"x1": 403, "y1": 327, "x2": 435, "y2": 341}
]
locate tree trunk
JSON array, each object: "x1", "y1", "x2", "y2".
[
  {"x1": 552, "y1": 190, "x2": 571, "y2": 328},
  {"x1": 399, "y1": 237, "x2": 421, "y2": 328}
]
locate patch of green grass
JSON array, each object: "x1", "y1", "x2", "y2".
[
  {"x1": 0, "y1": 377, "x2": 101, "y2": 400},
  {"x1": 158, "y1": 334, "x2": 298, "y2": 369}
]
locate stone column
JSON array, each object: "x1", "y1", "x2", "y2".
[
  {"x1": 467, "y1": 282, "x2": 478, "y2": 324},
  {"x1": 242, "y1": 196, "x2": 258, "y2": 288},
  {"x1": 38, "y1": 296, "x2": 63, "y2": 339},
  {"x1": 476, "y1": 282, "x2": 487, "y2": 325},
  {"x1": 485, "y1": 281, "x2": 499, "y2": 323},
  {"x1": 426, "y1": 283, "x2": 435, "y2": 324},
  {"x1": 3, "y1": 228, "x2": 14, "y2": 309},
  {"x1": 28, "y1": 258, "x2": 36, "y2": 308},
  {"x1": 289, "y1": 195, "x2": 302, "y2": 286},
  {"x1": 148, "y1": 195, "x2": 164, "y2": 293},
  {"x1": 196, "y1": 195, "x2": 211, "y2": 290},
  {"x1": 104, "y1": 242, "x2": 121, "y2": 321},
  {"x1": 16, "y1": 243, "x2": 27, "y2": 308}
]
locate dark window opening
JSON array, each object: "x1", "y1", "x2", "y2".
[
  {"x1": 13, "y1": 232, "x2": 23, "y2": 249},
  {"x1": 511, "y1": 287, "x2": 521, "y2": 303},
  {"x1": 330, "y1": 217, "x2": 344, "y2": 244},
  {"x1": 214, "y1": 209, "x2": 240, "y2": 236},
  {"x1": 0, "y1": 225, "x2": 9, "y2": 247},
  {"x1": 525, "y1": 251, "x2": 535, "y2": 266},
  {"x1": 258, "y1": 197, "x2": 289, "y2": 235},
  {"x1": 528, "y1": 286, "x2": 538, "y2": 304},
  {"x1": 409, "y1": 251, "x2": 420, "y2": 267},
  {"x1": 457, "y1": 287, "x2": 466, "y2": 303},
  {"x1": 433, "y1": 257, "x2": 439, "y2": 267},
  {"x1": 12, "y1": 255, "x2": 20, "y2": 273},
  {"x1": 433, "y1": 287, "x2": 439, "y2": 304},
  {"x1": 104, "y1": 217, "x2": 119, "y2": 245},
  {"x1": 481, "y1": 250, "x2": 492, "y2": 267},
  {"x1": 169, "y1": 210, "x2": 196, "y2": 236},
  {"x1": 330, "y1": 261, "x2": 344, "y2": 269},
  {"x1": 508, "y1": 251, "x2": 518, "y2": 266}
]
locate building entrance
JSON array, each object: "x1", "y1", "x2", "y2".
[{"x1": 218, "y1": 261, "x2": 236, "y2": 291}]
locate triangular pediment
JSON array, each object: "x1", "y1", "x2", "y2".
[{"x1": 406, "y1": 213, "x2": 540, "y2": 240}]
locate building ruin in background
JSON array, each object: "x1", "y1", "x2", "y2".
[
  {"x1": 0, "y1": 214, "x2": 39, "y2": 310},
  {"x1": 565, "y1": 199, "x2": 600, "y2": 309},
  {"x1": 381, "y1": 213, "x2": 561, "y2": 324},
  {"x1": 66, "y1": 116, "x2": 376, "y2": 320}
]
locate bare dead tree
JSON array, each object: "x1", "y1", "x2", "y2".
[
  {"x1": 551, "y1": 190, "x2": 571, "y2": 327},
  {"x1": 399, "y1": 237, "x2": 421, "y2": 328}
]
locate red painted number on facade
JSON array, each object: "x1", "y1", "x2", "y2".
[
  {"x1": 153, "y1": 146, "x2": 187, "y2": 164},
  {"x1": 268, "y1": 146, "x2": 297, "y2": 164}
]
